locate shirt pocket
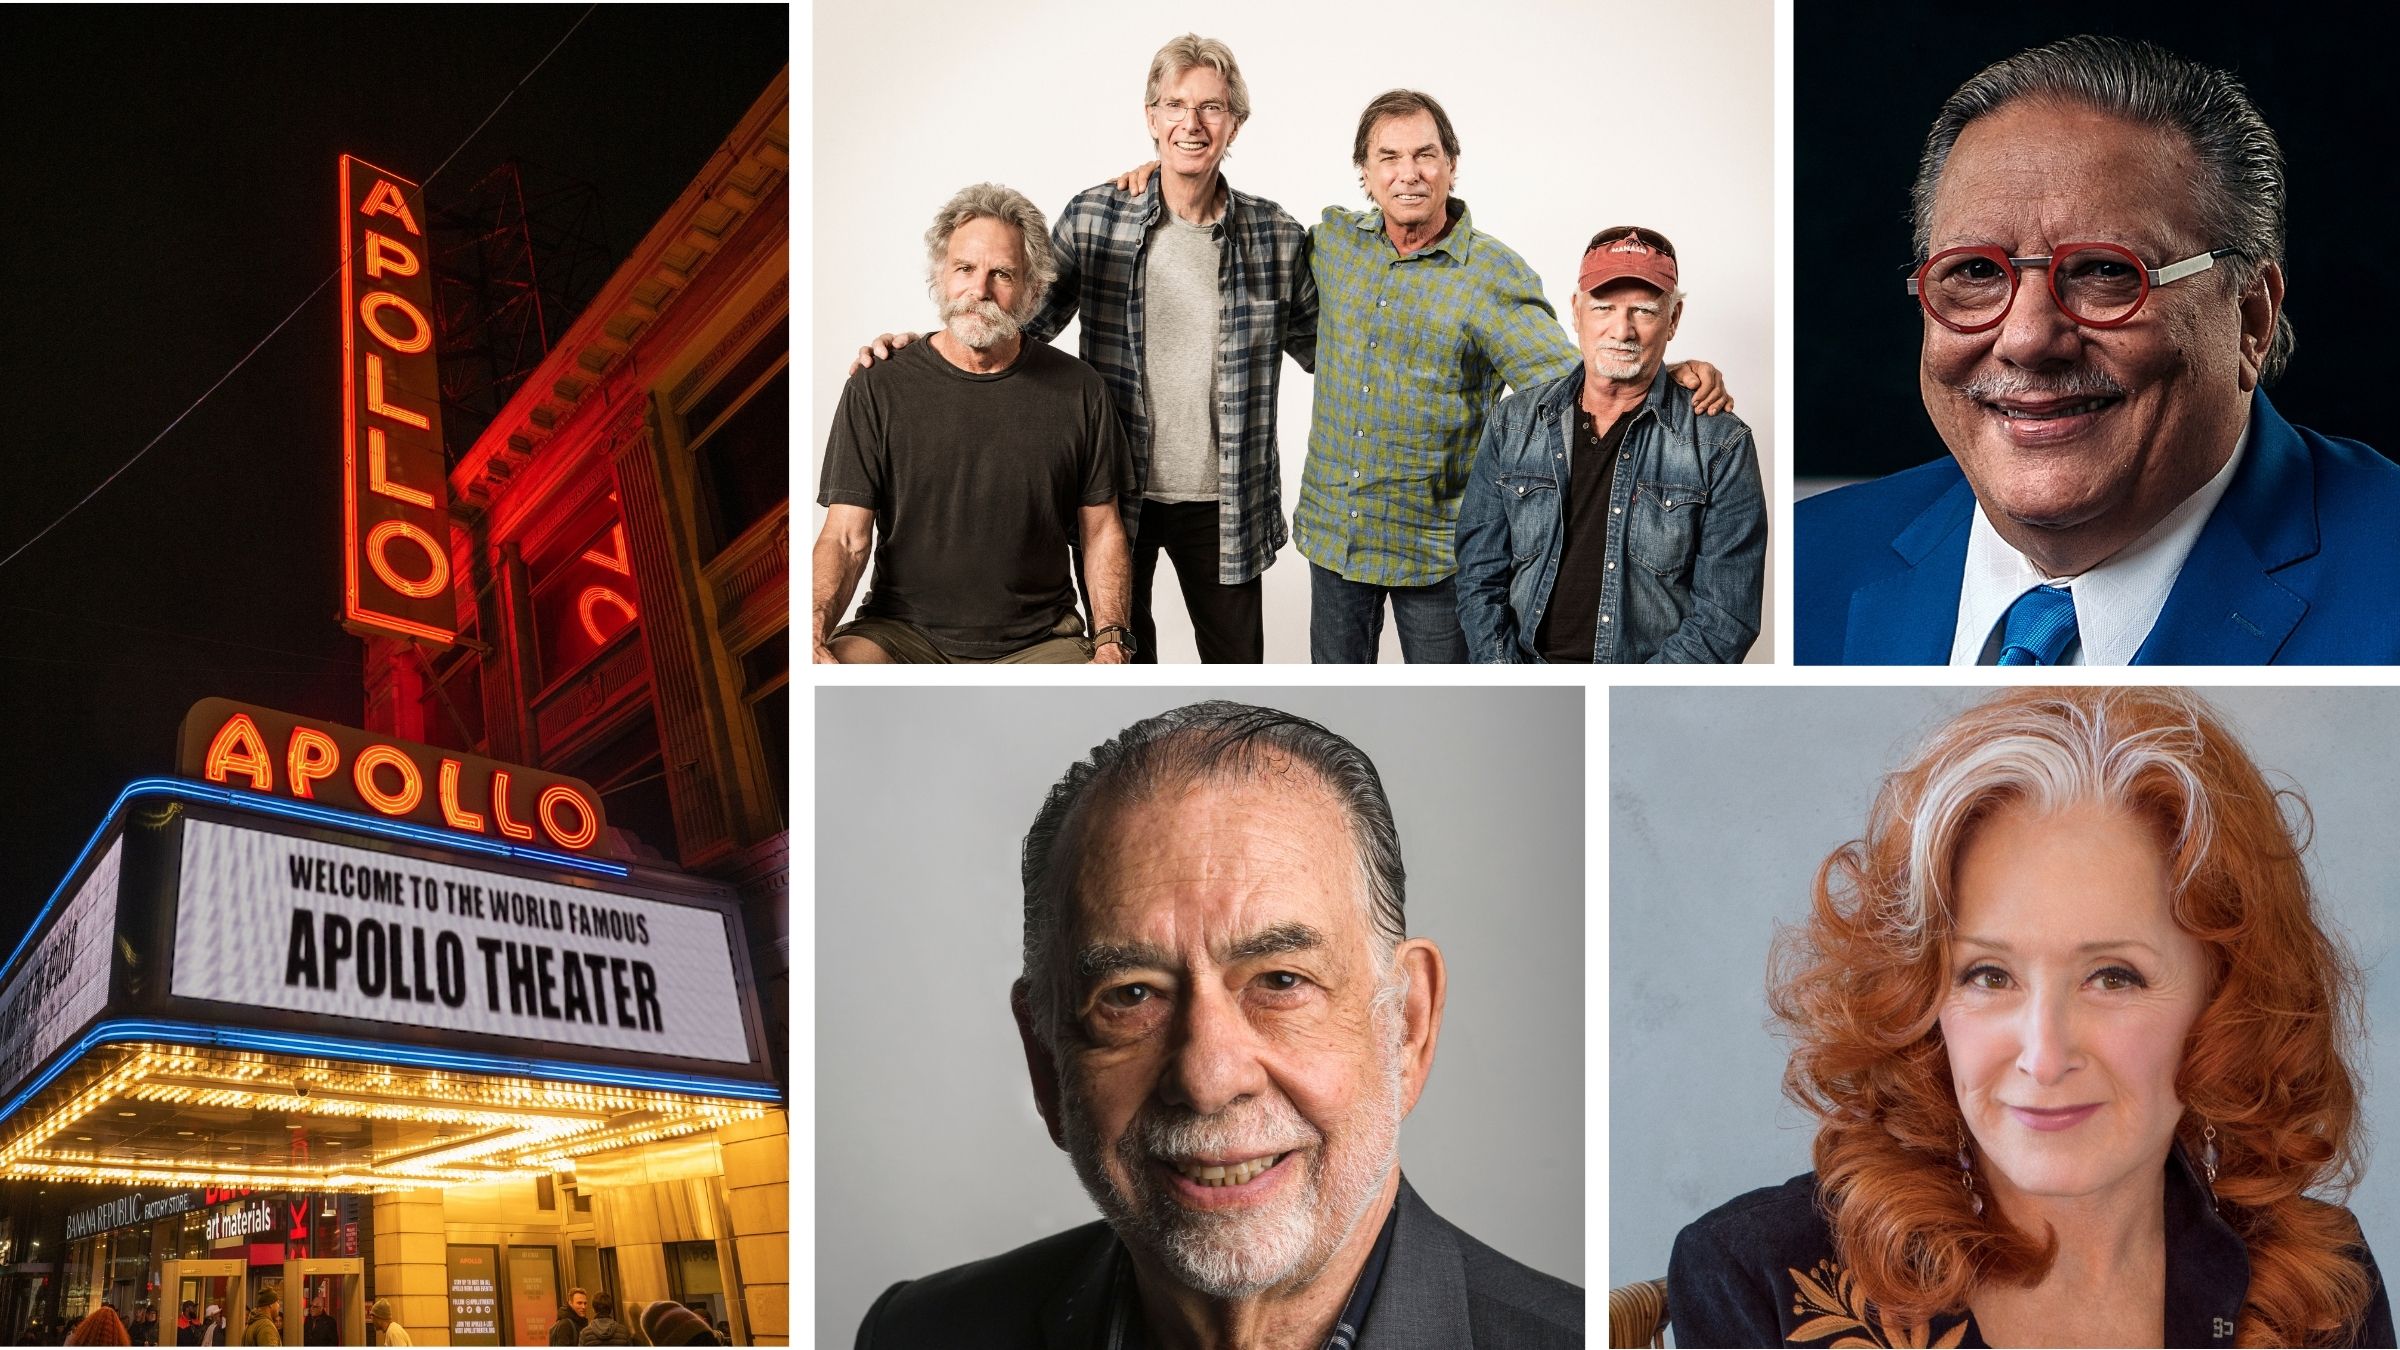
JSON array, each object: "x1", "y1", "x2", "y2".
[
  {"x1": 1496, "y1": 471, "x2": 1560, "y2": 564},
  {"x1": 1628, "y1": 480, "x2": 1708, "y2": 576}
]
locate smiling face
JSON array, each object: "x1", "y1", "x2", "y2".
[
  {"x1": 1920, "y1": 99, "x2": 2274, "y2": 574},
  {"x1": 1361, "y1": 109, "x2": 1454, "y2": 233},
  {"x1": 1576, "y1": 279, "x2": 1682, "y2": 388},
  {"x1": 1146, "y1": 63, "x2": 1241, "y2": 187},
  {"x1": 1037, "y1": 771, "x2": 1428, "y2": 1299},
  {"x1": 1939, "y1": 801, "x2": 2209, "y2": 1212}
]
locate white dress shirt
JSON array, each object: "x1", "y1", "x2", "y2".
[{"x1": 1950, "y1": 422, "x2": 2251, "y2": 665}]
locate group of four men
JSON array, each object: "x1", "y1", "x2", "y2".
[{"x1": 811, "y1": 34, "x2": 1766, "y2": 665}]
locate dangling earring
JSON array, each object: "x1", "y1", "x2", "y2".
[
  {"x1": 2202, "y1": 1122, "x2": 2220, "y2": 1189},
  {"x1": 1957, "y1": 1124, "x2": 1984, "y2": 1217}
]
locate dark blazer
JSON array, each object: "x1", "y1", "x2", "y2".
[
  {"x1": 1668, "y1": 1146, "x2": 2394, "y2": 1348},
  {"x1": 856, "y1": 1175, "x2": 1582, "y2": 1348},
  {"x1": 1795, "y1": 390, "x2": 2400, "y2": 664}
]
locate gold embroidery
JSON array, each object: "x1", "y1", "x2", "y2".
[{"x1": 1784, "y1": 1259, "x2": 1971, "y2": 1349}]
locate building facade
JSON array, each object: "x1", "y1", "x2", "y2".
[{"x1": 354, "y1": 63, "x2": 791, "y2": 1349}]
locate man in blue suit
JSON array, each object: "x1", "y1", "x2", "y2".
[{"x1": 1797, "y1": 36, "x2": 2400, "y2": 665}]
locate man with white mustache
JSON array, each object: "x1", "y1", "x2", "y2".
[
  {"x1": 1455, "y1": 227, "x2": 1765, "y2": 662},
  {"x1": 854, "y1": 701, "x2": 1582, "y2": 1348},
  {"x1": 850, "y1": 35, "x2": 1308, "y2": 665},
  {"x1": 1300, "y1": 91, "x2": 1734, "y2": 664},
  {"x1": 1796, "y1": 35, "x2": 2400, "y2": 664},
  {"x1": 813, "y1": 184, "x2": 1136, "y2": 664}
]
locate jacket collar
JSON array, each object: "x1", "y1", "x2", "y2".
[
  {"x1": 1360, "y1": 1175, "x2": 1477, "y2": 1347},
  {"x1": 1844, "y1": 389, "x2": 2314, "y2": 665},
  {"x1": 2133, "y1": 388, "x2": 2314, "y2": 662},
  {"x1": 2162, "y1": 1139, "x2": 2249, "y2": 1348},
  {"x1": 1843, "y1": 470, "x2": 1976, "y2": 663},
  {"x1": 1536, "y1": 362, "x2": 1687, "y2": 436}
]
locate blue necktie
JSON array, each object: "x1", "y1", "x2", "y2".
[{"x1": 1995, "y1": 585, "x2": 2079, "y2": 665}]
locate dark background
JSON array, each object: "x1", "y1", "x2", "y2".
[
  {"x1": 0, "y1": 6, "x2": 786, "y2": 949},
  {"x1": 1797, "y1": 0, "x2": 2398, "y2": 480}
]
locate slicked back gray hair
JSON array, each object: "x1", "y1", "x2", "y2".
[
  {"x1": 1910, "y1": 35, "x2": 2293, "y2": 383},
  {"x1": 1145, "y1": 33, "x2": 1252, "y2": 124},
  {"x1": 1020, "y1": 702, "x2": 1407, "y2": 1052},
  {"x1": 923, "y1": 182, "x2": 1059, "y2": 317}
]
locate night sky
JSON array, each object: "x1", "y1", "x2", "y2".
[{"x1": 0, "y1": 6, "x2": 788, "y2": 943}]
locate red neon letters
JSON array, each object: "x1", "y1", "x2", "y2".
[
  {"x1": 341, "y1": 155, "x2": 454, "y2": 645},
  {"x1": 183, "y1": 699, "x2": 612, "y2": 857}
]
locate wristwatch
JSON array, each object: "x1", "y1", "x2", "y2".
[{"x1": 1092, "y1": 625, "x2": 1138, "y2": 657}]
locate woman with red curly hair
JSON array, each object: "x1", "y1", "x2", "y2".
[{"x1": 1670, "y1": 688, "x2": 2392, "y2": 1347}]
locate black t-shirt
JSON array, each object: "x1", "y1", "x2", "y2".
[
  {"x1": 817, "y1": 338, "x2": 1129, "y2": 658},
  {"x1": 1535, "y1": 403, "x2": 1634, "y2": 662}
]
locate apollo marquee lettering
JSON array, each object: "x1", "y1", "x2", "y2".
[
  {"x1": 178, "y1": 698, "x2": 610, "y2": 856},
  {"x1": 341, "y1": 155, "x2": 455, "y2": 644}
]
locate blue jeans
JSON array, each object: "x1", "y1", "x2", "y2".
[{"x1": 1309, "y1": 564, "x2": 1469, "y2": 663}]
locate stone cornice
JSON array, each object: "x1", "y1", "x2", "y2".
[{"x1": 456, "y1": 65, "x2": 789, "y2": 511}]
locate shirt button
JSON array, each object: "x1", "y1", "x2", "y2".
[
  {"x1": 1600, "y1": 614, "x2": 1611, "y2": 624},
  {"x1": 1612, "y1": 506, "x2": 1621, "y2": 515},
  {"x1": 1352, "y1": 469, "x2": 1360, "y2": 477},
  {"x1": 1607, "y1": 561, "x2": 1616, "y2": 570},
  {"x1": 1369, "y1": 341, "x2": 1377, "y2": 349},
  {"x1": 1378, "y1": 300, "x2": 1387, "y2": 308},
  {"x1": 1350, "y1": 510, "x2": 1359, "y2": 518}
]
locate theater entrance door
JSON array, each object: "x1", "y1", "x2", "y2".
[
  {"x1": 160, "y1": 1260, "x2": 245, "y2": 1343},
  {"x1": 285, "y1": 1257, "x2": 365, "y2": 1345}
]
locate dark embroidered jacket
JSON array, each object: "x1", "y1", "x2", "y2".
[{"x1": 1668, "y1": 1146, "x2": 2394, "y2": 1348}]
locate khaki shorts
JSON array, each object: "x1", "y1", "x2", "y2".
[{"x1": 831, "y1": 612, "x2": 1091, "y2": 664}]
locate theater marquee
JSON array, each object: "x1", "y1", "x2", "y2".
[
  {"x1": 340, "y1": 154, "x2": 454, "y2": 645},
  {"x1": 171, "y1": 818, "x2": 753, "y2": 1065}
]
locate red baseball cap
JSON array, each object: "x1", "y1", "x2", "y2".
[{"x1": 1578, "y1": 229, "x2": 1678, "y2": 295}]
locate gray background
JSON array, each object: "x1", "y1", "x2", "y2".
[
  {"x1": 819, "y1": 686, "x2": 1584, "y2": 1344},
  {"x1": 1610, "y1": 687, "x2": 2400, "y2": 1303}
]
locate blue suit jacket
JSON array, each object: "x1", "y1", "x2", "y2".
[{"x1": 1797, "y1": 391, "x2": 2400, "y2": 664}]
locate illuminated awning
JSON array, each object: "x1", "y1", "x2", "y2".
[{"x1": 0, "y1": 782, "x2": 778, "y2": 1190}]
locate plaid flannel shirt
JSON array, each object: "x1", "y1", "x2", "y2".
[
  {"x1": 1295, "y1": 200, "x2": 1577, "y2": 587},
  {"x1": 1027, "y1": 175, "x2": 1317, "y2": 586}
]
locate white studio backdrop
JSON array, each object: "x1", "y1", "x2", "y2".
[{"x1": 810, "y1": 0, "x2": 1775, "y2": 663}]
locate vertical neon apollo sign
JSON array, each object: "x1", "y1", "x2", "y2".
[{"x1": 341, "y1": 156, "x2": 455, "y2": 645}]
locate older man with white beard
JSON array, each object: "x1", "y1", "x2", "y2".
[
  {"x1": 813, "y1": 183, "x2": 1135, "y2": 663},
  {"x1": 854, "y1": 701, "x2": 1582, "y2": 1348}
]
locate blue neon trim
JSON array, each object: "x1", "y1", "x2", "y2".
[
  {"x1": 0, "y1": 1017, "x2": 780, "y2": 1130},
  {"x1": 1, "y1": 777, "x2": 631, "y2": 991}
]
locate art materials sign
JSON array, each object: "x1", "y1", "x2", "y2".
[
  {"x1": 340, "y1": 154, "x2": 454, "y2": 645},
  {"x1": 0, "y1": 839, "x2": 121, "y2": 1107},
  {"x1": 171, "y1": 818, "x2": 753, "y2": 1064},
  {"x1": 180, "y1": 699, "x2": 611, "y2": 856}
]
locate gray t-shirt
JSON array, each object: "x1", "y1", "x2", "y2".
[
  {"x1": 817, "y1": 339, "x2": 1128, "y2": 658},
  {"x1": 1138, "y1": 212, "x2": 1221, "y2": 503}
]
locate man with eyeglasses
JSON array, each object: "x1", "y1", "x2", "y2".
[
  {"x1": 852, "y1": 34, "x2": 1302, "y2": 663},
  {"x1": 1796, "y1": 35, "x2": 2400, "y2": 664}
]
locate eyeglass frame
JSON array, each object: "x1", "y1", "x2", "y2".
[
  {"x1": 1149, "y1": 98, "x2": 1232, "y2": 125},
  {"x1": 1905, "y1": 242, "x2": 2241, "y2": 333}
]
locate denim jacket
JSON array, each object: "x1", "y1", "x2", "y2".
[{"x1": 1454, "y1": 363, "x2": 1765, "y2": 662}]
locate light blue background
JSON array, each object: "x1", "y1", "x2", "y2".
[{"x1": 1610, "y1": 687, "x2": 2400, "y2": 1307}]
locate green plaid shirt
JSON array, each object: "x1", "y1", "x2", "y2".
[{"x1": 1295, "y1": 200, "x2": 1577, "y2": 586}]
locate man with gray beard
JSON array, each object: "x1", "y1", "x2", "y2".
[
  {"x1": 854, "y1": 702, "x2": 1581, "y2": 1348},
  {"x1": 1795, "y1": 35, "x2": 2400, "y2": 664},
  {"x1": 813, "y1": 183, "x2": 1136, "y2": 664}
]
